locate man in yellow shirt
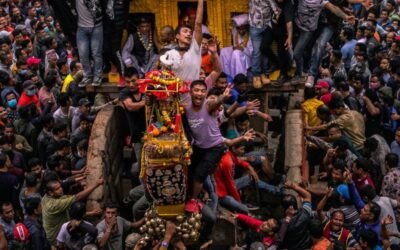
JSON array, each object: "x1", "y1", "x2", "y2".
[
  {"x1": 302, "y1": 86, "x2": 325, "y2": 128},
  {"x1": 61, "y1": 61, "x2": 82, "y2": 93}
]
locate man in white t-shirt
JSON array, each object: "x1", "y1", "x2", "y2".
[
  {"x1": 167, "y1": 0, "x2": 204, "y2": 83},
  {"x1": 56, "y1": 201, "x2": 98, "y2": 250}
]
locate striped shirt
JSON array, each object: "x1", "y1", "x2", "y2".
[
  {"x1": 327, "y1": 205, "x2": 360, "y2": 233},
  {"x1": 324, "y1": 223, "x2": 358, "y2": 247}
]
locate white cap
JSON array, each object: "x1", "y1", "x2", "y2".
[{"x1": 232, "y1": 14, "x2": 249, "y2": 27}]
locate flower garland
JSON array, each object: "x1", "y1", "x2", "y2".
[
  {"x1": 137, "y1": 31, "x2": 154, "y2": 51},
  {"x1": 148, "y1": 70, "x2": 181, "y2": 85},
  {"x1": 234, "y1": 31, "x2": 249, "y2": 49}
]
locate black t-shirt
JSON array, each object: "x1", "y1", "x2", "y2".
[
  {"x1": 273, "y1": 0, "x2": 294, "y2": 32},
  {"x1": 365, "y1": 102, "x2": 383, "y2": 137},
  {"x1": 0, "y1": 171, "x2": 20, "y2": 205},
  {"x1": 283, "y1": 202, "x2": 312, "y2": 250},
  {"x1": 119, "y1": 88, "x2": 146, "y2": 143}
]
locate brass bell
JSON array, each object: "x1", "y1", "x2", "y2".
[
  {"x1": 146, "y1": 221, "x2": 151, "y2": 227},
  {"x1": 144, "y1": 235, "x2": 150, "y2": 241},
  {"x1": 182, "y1": 233, "x2": 189, "y2": 240},
  {"x1": 176, "y1": 215, "x2": 184, "y2": 222},
  {"x1": 182, "y1": 222, "x2": 189, "y2": 228},
  {"x1": 176, "y1": 226, "x2": 182, "y2": 231},
  {"x1": 150, "y1": 219, "x2": 156, "y2": 225},
  {"x1": 194, "y1": 222, "x2": 201, "y2": 229},
  {"x1": 148, "y1": 228, "x2": 154, "y2": 235},
  {"x1": 155, "y1": 227, "x2": 161, "y2": 233},
  {"x1": 188, "y1": 217, "x2": 196, "y2": 224},
  {"x1": 159, "y1": 223, "x2": 165, "y2": 229},
  {"x1": 190, "y1": 231, "x2": 197, "y2": 238},
  {"x1": 140, "y1": 225, "x2": 148, "y2": 232},
  {"x1": 161, "y1": 228, "x2": 166, "y2": 234},
  {"x1": 195, "y1": 214, "x2": 202, "y2": 220}
]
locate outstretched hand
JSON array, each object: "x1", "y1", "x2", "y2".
[
  {"x1": 243, "y1": 129, "x2": 256, "y2": 141},
  {"x1": 343, "y1": 170, "x2": 353, "y2": 184},
  {"x1": 222, "y1": 85, "x2": 232, "y2": 100},
  {"x1": 382, "y1": 215, "x2": 394, "y2": 226}
]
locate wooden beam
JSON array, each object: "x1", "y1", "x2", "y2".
[
  {"x1": 248, "y1": 83, "x2": 305, "y2": 94},
  {"x1": 86, "y1": 83, "x2": 123, "y2": 93}
]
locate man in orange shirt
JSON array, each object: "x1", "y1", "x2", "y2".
[
  {"x1": 201, "y1": 33, "x2": 213, "y2": 74},
  {"x1": 309, "y1": 219, "x2": 333, "y2": 250}
]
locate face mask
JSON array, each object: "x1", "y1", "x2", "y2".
[
  {"x1": 369, "y1": 82, "x2": 380, "y2": 90},
  {"x1": 77, "y1": 151, "x2": 85, "y2": 158},
  {"x1": 7, "y1": 99, "x2": 16, "y2": 108},
  {"x1": 27, "y1": 89, "x2": 37, "y2": 96},
  {"x1": 44, "y1": 27, "x2": 49, "y2": 33}
]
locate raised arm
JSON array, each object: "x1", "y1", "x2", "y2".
[
  {"x1": 324, "y1": 2, "x2": 355, "y2": 23},
  {"x1": 363, "y1": 96, "x2": 381, "y2": 116},
  {"x1": 194, "y1": 0, "x2": 204, "y2": 46},
  {"x1": 316, "y1": 188, "x2": 333, "y2": 222},
  {"x1": 75, "y1": 178, "x2": 104, "y2": 201},
  {"x1": 207, "y1": 86, "x2": 230, "y2": 113},
  {"x1": 207, "y1": 41, "x2": 223, "y2": 84},
  {"x1": 285, "y1": 181, "x2": 312, "y2": 203},
  {"x1": 344, "y1": 171, "x2": 365, "y2": 211}
]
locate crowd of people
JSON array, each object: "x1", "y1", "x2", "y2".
[{"x1": 1, "y1": 0, "x2": 400, "y2": 249}]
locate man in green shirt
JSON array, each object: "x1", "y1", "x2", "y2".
[
  {"x1": 41, "y1": 177, "x2": 104, "y2": 245},
  {"x1": 308, "y1": 100, "x2": 365, "y2": 151}
]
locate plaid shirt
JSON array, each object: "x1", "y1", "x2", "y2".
[
  {"x1": 249, "y1": 0, "x2": 281, "y2": 28},
  {"x1": 381, "y1": 167, "x2": 400, "y2": 221}
]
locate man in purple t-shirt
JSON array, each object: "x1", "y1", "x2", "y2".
[{"x1": 184, "y1": 80, "x2": 230, "y2": 212}]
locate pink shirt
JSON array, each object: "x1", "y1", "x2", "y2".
[{"x1": 38, "y1": 87, "x2": 56, "y2": 112}]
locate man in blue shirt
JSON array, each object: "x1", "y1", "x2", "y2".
[
  {"x1": 345, "y1": 171, "x2": 382, "y2": 245},
  {"x1": 339, "y1": 27, "x2": 357, "y2": 71}
]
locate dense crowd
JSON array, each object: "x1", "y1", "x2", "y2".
[{"x1": 1, "y1": 0, "x2": 400, "y2": 249}]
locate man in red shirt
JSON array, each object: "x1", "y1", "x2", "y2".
[
  {"x1": 214, "y1": 143, "x2": 281, "y2": 214},
  {"x1": 351, "y1": 157, "x2": 375, "y2": 193},
  {"x1": 17, "y1": 80, "x2": 41, "y2": 113},
  {"x1": 234, "y1": 213, "x2": 280, "y2": 247}
]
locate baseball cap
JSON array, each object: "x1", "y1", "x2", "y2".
[
  {"x1": 315, "y1": 80, "x2": 330, "y2": 89},
  {"x1": 22, "y1": 80, "x2": 35, "y2": 90},
  {"x1": 14, "y1": 223, "x2": 29, "y2": 242},
  {"x1": 336, "y1": 184, "x2": 350, "y2": 201},
  {"x1": 14, "y1": 24, "x2": 26, "y2": 31},
  {"x1": 78, "y1": 98, "x2": 90, "y2": 106},
  {"x1": 26, "y1": 56, "x2": 41, "y2": 67}
]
